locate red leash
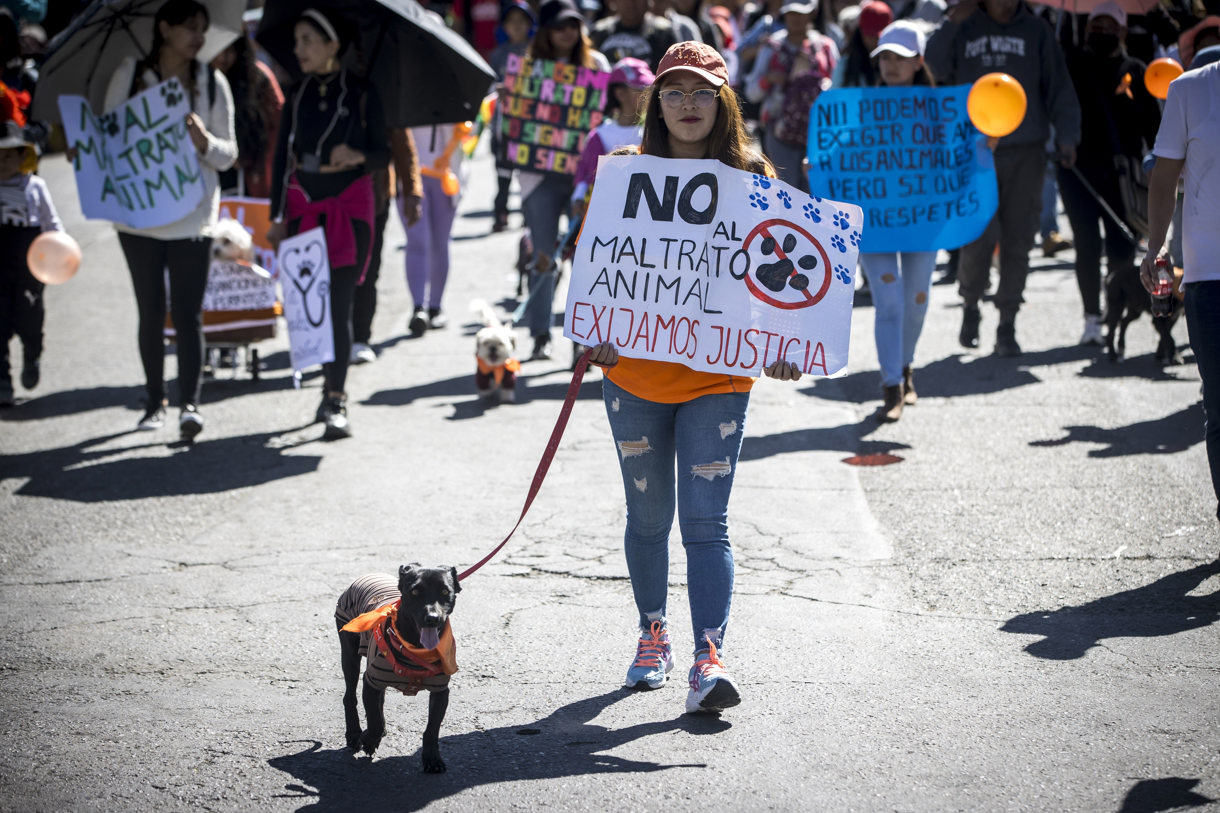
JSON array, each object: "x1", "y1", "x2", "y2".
[{"x1": 457, "y1": 348, "x2": 594, "y2": 581}]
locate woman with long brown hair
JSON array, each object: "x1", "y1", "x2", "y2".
[
  {"x1": 586, "y1": 42, "x2": 801, "y2": 715},
  {"x1": 102, "y1": 0, "x2": 237, "y2": 440}
]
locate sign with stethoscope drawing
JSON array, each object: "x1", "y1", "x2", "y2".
[{"x1": 278, "y1": 227, "x2": 333, "y2": 382}]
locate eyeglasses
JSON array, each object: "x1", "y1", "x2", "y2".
[{"x1": 658, "y1": 88, "x2": 719, "y2": 108}]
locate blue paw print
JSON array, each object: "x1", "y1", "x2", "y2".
[
  {"x1": 776, "y1": 189, "x2": 792, "y2": 209},
  {"x1": 752, "y1": 175, "x2": 772, "y2": 189},
  {"x1": 749, "y1": 191, "x2": 770, "y2": 210},
  {"x1": 848, "y1": 230, "x2": 860, "y2": 248},
  {"x1": 832, "y1": 211, "x2": 851, "y2": 230},
  {"x1": 830, "y1": 233, "x2": 847, "y2": 253},
  {"x1": 811, "y1": 195, "x2": 823, "y2": 203},
  {"x1": 834, "y1": 264, "x2": 852, "y2": 284},
  {"x1": 802, "y1": 202, "x2": 822, "y2": 223}
]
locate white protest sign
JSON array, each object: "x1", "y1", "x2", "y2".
[
  {"x1": 201, "y1": 261, "x2": 277, "y2": 313},
  {"x1": 278, "y1": 227, "x2": 334, "y2": 377},
  {"x1": 58, "y1": 77, "x2": 205, "y2": 229},
  {"x1": 564, "y1": 154, "x2": 862, "y2": 377}
]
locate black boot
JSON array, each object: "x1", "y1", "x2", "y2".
[
  {"x1": 881, "y1": 385, "x2": 904, "y2": 422},
  {"x1": 995, "y1": 321, "x2": 1022, "y2": 357},
  {"x1": 902, "y1": 366, "x2": 917, "y2": 406},
  {"x1": 959, "y1": 305, "x2": 981, "y2": 349}
]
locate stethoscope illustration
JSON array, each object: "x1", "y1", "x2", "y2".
[{"x1": 282, "y1": 241, "x2": 329, "y2": 328}]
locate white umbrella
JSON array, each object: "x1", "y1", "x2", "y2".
[{"x1": 31, "y1": 0, "x2": 246, "y2": 123}]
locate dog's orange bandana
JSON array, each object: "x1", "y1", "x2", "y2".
[
  {"x1": 477, "y1": 356, "x2": 521, "y2": 386},
  {"x1": 342, "y1": 601, "x2": 458, "y2": 676}
]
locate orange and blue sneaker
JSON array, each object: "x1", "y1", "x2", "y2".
[
  {"x1": 685, "y1": 639, "x2": 740, "y2": 713},
  {"x1": 625, "y1": 619, "x2": 673, "y2": 689}
]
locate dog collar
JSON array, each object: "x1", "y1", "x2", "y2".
[{"x1": 344, "y1": 601, "x2": 458, "y2": 677}]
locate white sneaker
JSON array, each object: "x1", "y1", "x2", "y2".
[
  {"x1": 350, "y1": 343, "x2": 377, "y2": 364},
  {"x1": 1080, "y1": 315, "x2": 1103, "y2": 346},
  {"x1": 685, "y1": 640, "x2": 740, "y2": 713},
  {"x1": 625, "y1": 619, "x2": 673, "y2": 690}
]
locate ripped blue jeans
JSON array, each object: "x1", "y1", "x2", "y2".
[{"x1": 602, "y1": 377, "x2": 750, "y2": 655}]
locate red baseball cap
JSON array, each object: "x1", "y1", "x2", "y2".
[
  {"x1": 858, "y1": 1, "x2": 894, "y2": 38},
  {"x1": 655, "y1": 41, "x2": 729, "y2": 87}
]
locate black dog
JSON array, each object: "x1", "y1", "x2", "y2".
[
  {"x1": 335, "y1": 565, "x2": 461, "y2": 773},
  {"x1": 1104, "y1": 263, "x2": 1183, "y2": 365}
]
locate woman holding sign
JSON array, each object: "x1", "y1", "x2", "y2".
[
  {"x1": 586, "y1": 42, "x2": 801, "y2": 715},
  {"x1": 859, "y1": 21, "x2": 938, "y2": 423},
  {"x1": 266, "y1": 8, "x2": 390, "y2": 440},
  {"x1": 516, "y1": 0, "x2": 609, "y2": 362},
  {"x1": 103, "y1": 0, "x2": 237, "y2": 441}
]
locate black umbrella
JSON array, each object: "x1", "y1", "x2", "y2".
[
  {"x1": 255, "y1": 0, "x2": 496, "y2": 128},
  {"x1": 30, "y1": 0, "x2": 245, "y2": 124}
]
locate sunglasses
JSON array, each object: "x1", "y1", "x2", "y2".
[{"x1": 659, "y1": 88, "x2": 719, "y2": 108}]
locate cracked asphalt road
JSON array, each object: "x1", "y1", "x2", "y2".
[{"x1": 1, "y1": 149, "x2": 1217, "y2": 812}]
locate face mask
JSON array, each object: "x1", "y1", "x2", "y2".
[{"x1": 1087, "y1": 32, "x2": 1120, "y2": 55}]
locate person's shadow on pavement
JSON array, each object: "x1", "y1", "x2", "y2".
[
  {"x1": 1029, "y1": 403, "x2": 1203, "y2": 458},
  {"x1": 1001, "y1": 560, "x2": 1220, "y2": 660},
  {"x1": 267, "y1": 687, "x2": 725, "y2": 812},
  {"x1": 1118, "y1": 777, "x2": 1215, "y2": 813},
  {"x1": 0, "y1": 429, "x2": 322, "y2": 501}
]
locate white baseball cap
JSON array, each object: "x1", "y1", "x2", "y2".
[
  {"x1": 779, "y1": 0, "x2": 818, "y2": 16},
  {"x1": 870, "y1": 20, "x2": 927, "y2": 58},
  {"x1": 1087, "y1": 0, "x2": 1127, "y2": 27}
]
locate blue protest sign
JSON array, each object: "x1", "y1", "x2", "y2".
[{"x1": 806, "y1": 85, "x2": 998, "y2": 253}]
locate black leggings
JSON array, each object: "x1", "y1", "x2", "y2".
[
  {"x1": 1057, "y1": 164, "x2": 1137, "y2": 318},
  {"x1": 117, "y1": 232, "x2": 211, "y2": 407},
  {"x1": 352, "y1": 206, "x2": 389, "y2": 346},
  {"x1": 325, "y1": 266, "x2": 359, "y2": 393}
]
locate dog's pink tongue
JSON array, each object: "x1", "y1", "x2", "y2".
[{"x1": 420, "y1": 627, "x2": 440, "y2": 649}]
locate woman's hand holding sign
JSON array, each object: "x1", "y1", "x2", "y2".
[
  {"x1": 185, "y1": 112, "x2": 209, "y2": 154},
  {"x1": 763, "y1": 359, "x2": 802, "y2": 381}
]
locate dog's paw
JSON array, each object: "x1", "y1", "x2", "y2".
[
  {"x1": 421, "y1": 748, "x2": 447, "y2": 774},
  {"x1": 359, "y1": 731, "x2": 383, "y2": 756}
]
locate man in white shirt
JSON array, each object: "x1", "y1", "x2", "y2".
[{"x1": 1142, "y1": 59, "x2": 1220, "y2": 529}]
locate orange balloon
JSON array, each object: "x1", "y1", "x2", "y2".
[
  {"x1": 26, "y1": 231, "x2": 82, "y2": 285},
  {"x1": 967, "y1": 72, "x2": 1028, "y2": 138},
  {"x1": 441, "y1": 170, "x2": 460, "y2": 196},
  {"x1": 1145, "y1": 57, "x2": 1183, "y2": 100}
]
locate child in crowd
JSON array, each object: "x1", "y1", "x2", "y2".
[
  {"x1": 0, "y1": 120, "x2": 62, "y2": 406},
  {"x1": 569, "y1": 56, "x2": 654, "y2": 222}
]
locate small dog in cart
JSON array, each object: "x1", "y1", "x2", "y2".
[
  {"x1": 335, "y1": 565, "x2": 461, "y2": 773},
  {"x1": 210, "y1": 218, "x2": 255, "y2": 264},
  {"x1": 471, "y1": 300, "x2": 520, "y2": 404}
]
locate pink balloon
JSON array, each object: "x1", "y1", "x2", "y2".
[{"x1": 27, "y1": 231, "x2": 82, "y2": 285}]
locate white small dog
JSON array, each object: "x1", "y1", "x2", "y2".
[
  {"x1": 471, "y1": 300, "x2": 519, "y2": 404},
  {"x1": 211, "y1": 218, "x2": 255, "y2": 263}
]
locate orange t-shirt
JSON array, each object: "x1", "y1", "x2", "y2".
[{"x1": 606, "y1": 357, "x2": 755, "y2": 403}]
